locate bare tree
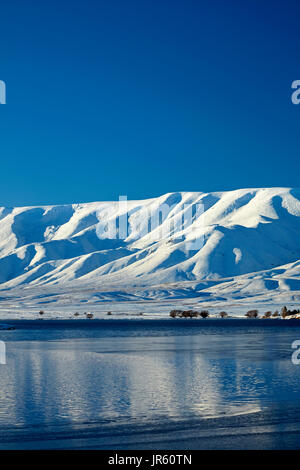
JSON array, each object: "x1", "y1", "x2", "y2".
[
  {"x1": 245, "y1": 310, "x2": 258, "y2": 318},
  {"x1": 219, "y1": 311, "x2": 228, "y2": 318},
  {"x1": 200, "y1": 310, "x2": 209, "y2": 318},
  {"x1": 262, "y1": 311, "x2": 272, "y2": 319}
]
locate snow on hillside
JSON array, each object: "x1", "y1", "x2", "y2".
[{"x1": 0, "y1": 187, "x2": 299, "y2": 317}]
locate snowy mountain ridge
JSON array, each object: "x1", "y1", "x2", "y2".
[{"x1": 0, "y1": 187, "x2": 299, "y2": 314}]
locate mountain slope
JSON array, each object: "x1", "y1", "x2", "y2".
[{"x1": 0, "y1": 188, "x2": 299, "y2": 308}]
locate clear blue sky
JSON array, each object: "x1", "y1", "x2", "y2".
[{"x1": 0, "y1": 0, "x2": 300, "y2": 205}]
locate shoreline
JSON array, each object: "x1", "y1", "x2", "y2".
[{"x1": 1, "y1": 317, "x2": 300, "y2": 328}]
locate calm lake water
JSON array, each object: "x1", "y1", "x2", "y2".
[{"x1": 0, "y1": 319, "x2": 300, "y2": 449}]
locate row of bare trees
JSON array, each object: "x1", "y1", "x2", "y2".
[
  {"x1": 246, "y1": 307, "x2": 300, "y2": 318},
  {"x1": 170, "y1": 309, "x2": 210, "y2": 318},
  {"x1": 169, "y1": 306, "x2": 300, "y2": 319},
  {"x1": 280, "y1": 306, "x2": 300, "y2": 318}
]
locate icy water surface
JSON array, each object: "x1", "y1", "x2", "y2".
[{"x1": 0, "y1": 319, "x2": 300, "y2": 449}]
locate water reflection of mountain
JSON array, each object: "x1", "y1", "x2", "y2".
[{"x1": 0, "y1": 324, "x2": 299, "y2": 449}]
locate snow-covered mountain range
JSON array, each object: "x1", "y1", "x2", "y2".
[{"x1": 0, "y1": 187, "x2": 299, "y2": 316}]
